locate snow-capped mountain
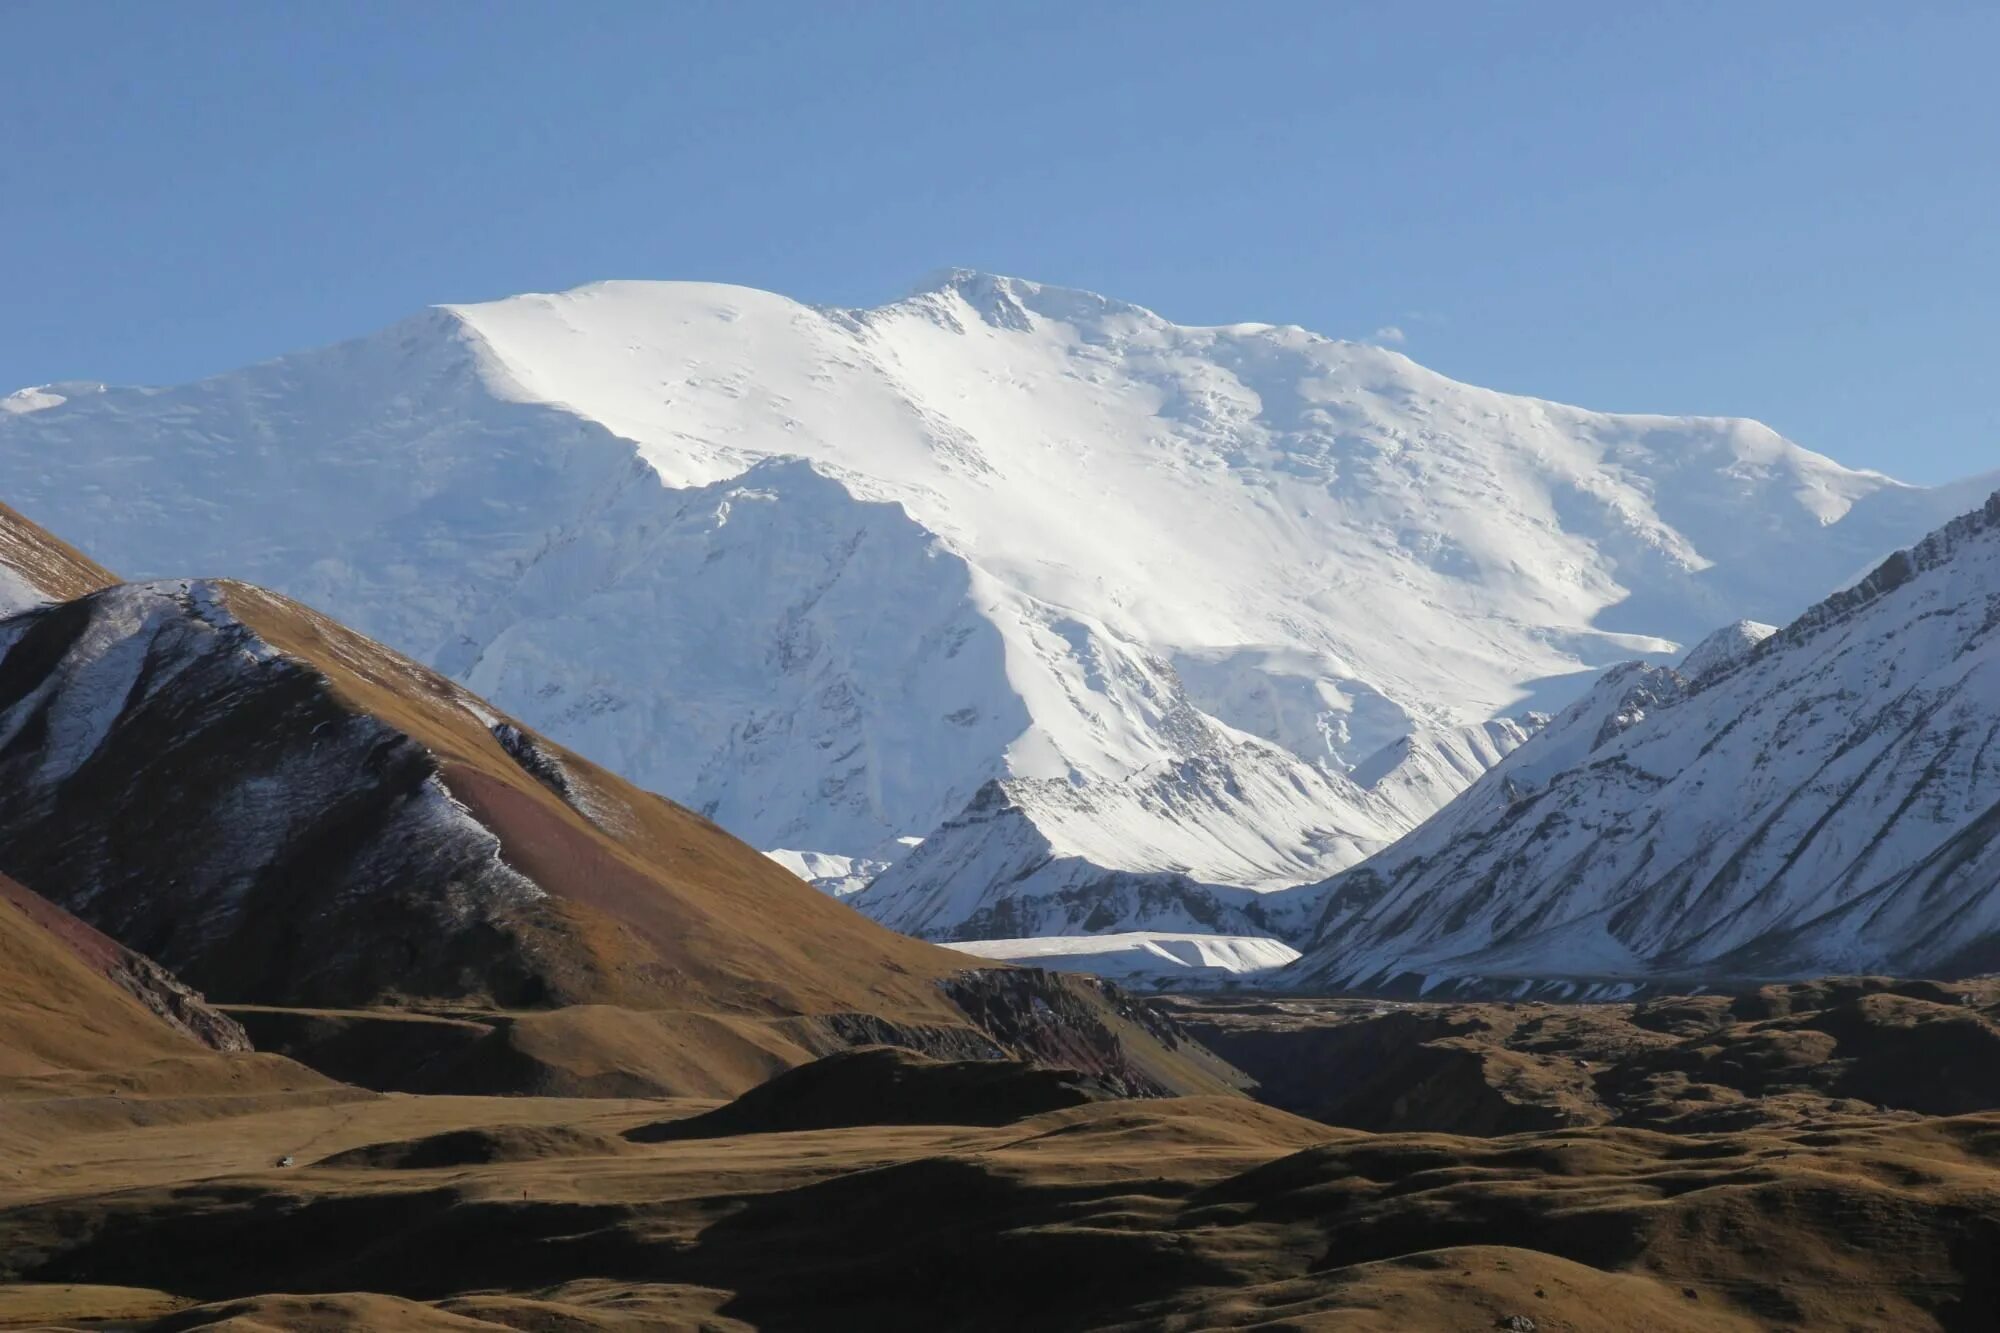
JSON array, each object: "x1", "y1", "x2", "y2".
[
  {"x1": 0, "y1": 272, "x2": 1986, "y2": 939},
  {"x1": 1282, "y1": 489, "x2": 2000, "y2": 995}
]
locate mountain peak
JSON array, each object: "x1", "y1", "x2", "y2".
[
  {"x1": 908, "y1": 266, "x2": 1015, "y2": 296},
  {"x1": 902, "y1": 267, "x2": 1161, "y2": 327},
  {"x1": 1677, "y1": 618, "x2": 1778, "y2": 684}
]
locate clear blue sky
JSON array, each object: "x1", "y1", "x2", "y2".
[{"x1": 4, "y1": 2, "x2": 1992, "y2": 483}]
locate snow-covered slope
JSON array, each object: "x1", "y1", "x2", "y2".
[
  {"x1": 850, "y1": 718, "x2": 1540, "y2": 942},
  {"x1": 1282, "y1": 489, "x2": 2000, "y2": 994},
  {"x1": 1, "y1": 272, "x2": 1985, "y2": 938}
]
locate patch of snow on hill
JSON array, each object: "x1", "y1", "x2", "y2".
[{"x1": 0, "y1": 566, "x2": 39, "y2": 617}]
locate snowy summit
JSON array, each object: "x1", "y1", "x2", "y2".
[{"x1": 0, "y1": 272, "x2": 1988, "y2": 957}]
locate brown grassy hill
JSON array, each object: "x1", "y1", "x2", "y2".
[
  {"x1": 0, "y1": 577, "x2": 960, "y2": 1016},
  {"x1": 0, "y1": 500, "x2": 117, "y2": 607},
  {"x1": 0, "y1": 872, "x2": 248, "y2": 1079},
  {"x1": 219, "y1": 580, "x2": 970, "y2": 1018},
  {"x1": 0, "y1": 572, "x2": 1240, "y2": 1099},
  {"x1": 10, "y1": 1074, "x2": 2000, "y2": 1331},
  {"x1": 625, "y1": 1046, "x2": 1118, "y2": 1140},
  {"x1": 1167, "y1": 977, "x2": 2000, "y2": 1135},
  {"x1": 11, "y1": 966, "x2": 2000, "y2": 1329}
]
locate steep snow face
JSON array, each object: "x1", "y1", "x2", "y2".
[
  {"x1": 0, "y1": 272, "x2": 1985, "y2": 936},
  {"x1": 448, "y1": 274, "x2": 1958, "y2": 764},
  {"x1": 1282, "y1": 491, "x2": 2000, "y2": 993},
  {"x1": 451, "y1": 457, "x2": 1034, "y2": 856},
  {"x1": 1349, "y1": 718, "x2": 1541, "y2": 830}
]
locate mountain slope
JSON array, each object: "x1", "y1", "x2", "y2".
[
  {"x1": 851, "y1": 717, "x2": 1543, "y2": 942},
  {"x1": 0, "y1": 872, "x2": 250, "y2": 1078},
  {"x1": 2, "y1": 273, "x2": 1986, "y2": 940},
  {"x1": 0, "y1": 576, "x2": 971, "y2": 1013},
  {"x1": 0, "y1": 500, "x2": 116, "y2": 615},
  {"x1": 1283, "y1": 489, "x2": 2000, "y2": 994},
  {"x1": 0, "y1": 566, "x2": 1242, "y2": 1096}
]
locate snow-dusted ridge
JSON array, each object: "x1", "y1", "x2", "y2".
[
  {"x1": 0, "y1": 272, "x2": 1989, "y2": 942},
  {"x1": 1280, "y1": 488, "x2": 2000, "y2": 994},
  {"x1": 0, "y1": 579, "x2": 547, "y2": 1003}
]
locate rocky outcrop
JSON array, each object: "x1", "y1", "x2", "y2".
[
  {"x1": 939, "y1": 967, "x2": 1248, "y2": 1099},
  {"x1": 0, "y1": 871, "x2": 250, "y2": 1072}
]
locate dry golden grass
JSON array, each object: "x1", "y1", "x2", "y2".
[
  {"x1": 9, "y1": 1055, "x2": 2000, "y2": 1330},
  {"x1": 0, "y1": 875, "x2": 250, "y2": 1082},
  {"x1": 0, "y1": 502, "x2": 117, "y2": 603}
]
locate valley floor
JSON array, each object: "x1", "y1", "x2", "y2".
[{"x1": 10, "y1": 978, "x2": 2000, "y2": 1330}]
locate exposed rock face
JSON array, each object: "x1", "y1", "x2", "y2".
[
  {"x1": 1676, "y1": 618, "x2": 1776, "y2": 685},
  {"x1": 0, "y1": 871, "x2": 250, "y2": 1073},
  {"x1": 61, "y1": 929, "x2": 253, "y2": 1056},
  {"x1": 859, "y1": 777, "x2": 1281, "y2": 941},
  {"x1": 855, "y1": 719, "x2": 1543, "y2": 948},
  {"x1": 1282, "y1": 490, "x2": 2000, "y2": 994},
  {"x1": 938, "y1": 967, "x2": 1248, "y2": 1099}
]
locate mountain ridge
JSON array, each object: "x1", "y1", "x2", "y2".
[{"x1": 1281, "y1": 486, "x2": 2000, "y2": 995}]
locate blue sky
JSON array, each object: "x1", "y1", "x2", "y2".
[{"x1": 4, "y1": 2, "x2": 1992, "y2": 483}]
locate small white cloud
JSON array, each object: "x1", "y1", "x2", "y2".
[{"x1": 1371, "y1": 325, "x2": 1406, "y2": 346}]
